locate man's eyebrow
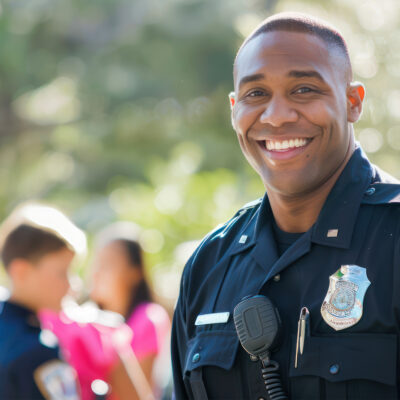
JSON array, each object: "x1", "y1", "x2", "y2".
[
  {"x1": 238, "y1": 70, "x2": 326, "y2": 89},
  {"x1": 288, "y1": 70, "x2": 325, "y2": 81},
  {"x1": 238, "y1": 73, "x2": 265, "y2": 89}
]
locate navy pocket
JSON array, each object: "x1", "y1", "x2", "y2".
[{"x1": 288, "y1": 333, "x2": 397, "y2": 399}]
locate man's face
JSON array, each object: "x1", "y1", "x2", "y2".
[{"x1": 232, "y1": 31, "x2": 357, "y2": 196}]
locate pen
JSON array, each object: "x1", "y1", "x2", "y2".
[{"x1": 295, "y1": 306, "x2": 310, "y2": 368}]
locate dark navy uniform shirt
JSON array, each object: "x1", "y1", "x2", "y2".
[
  {"x1": 0, "y1": 300, "x2": 75, "y2": 400},
  {"x1": 171, "y1": 147, "x2": 400, "y2": 400}
]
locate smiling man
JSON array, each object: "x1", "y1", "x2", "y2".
[{"x1": 172, "y1": 13, "x2": 400, "y2": 400}]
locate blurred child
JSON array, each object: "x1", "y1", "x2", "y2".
[
  {"x1": 90, "y1": 223, "x2": 171, "y2": 399},
  {"x1": 0, "y1": 203, "x2": 86, "y2": 399},
  {"x1": 40, "y1": 222, "x2": 171, "y2": 400}
]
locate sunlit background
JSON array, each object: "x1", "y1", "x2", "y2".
[{"x1": 0, "y1": 0, "x2": 399, "y2": 309}]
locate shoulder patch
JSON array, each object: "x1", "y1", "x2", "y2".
[{"x1": 34, "y1": 360, "x2": 80, "y2": 400}]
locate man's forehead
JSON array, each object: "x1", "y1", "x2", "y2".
[{"x1": 234, "y1": 31, "x2": 338, "y2": 83}]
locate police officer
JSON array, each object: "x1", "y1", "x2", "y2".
[
  {"x1": 171, "y1": 12, "x2": 400, "y2": 400},
  {"x1": 0, "y1": 203, "x2": 84, "y2": 399}
]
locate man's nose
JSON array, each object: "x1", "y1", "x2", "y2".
[{"x1": 259, "y1": 95, "x2": 298, "y2": 127}]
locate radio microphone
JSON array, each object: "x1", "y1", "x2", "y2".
[{"x1": 234, "y1": 295, "x2": 288, "y2": 400}]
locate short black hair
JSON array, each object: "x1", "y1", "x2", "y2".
[
  {"x1": 1, "y1": 224, "x2": 68, "y2": 268},
  {"x1": 236, "y1": 12, "x2": 351, "y2": 78},
  {"x1": 0, "y1": 203, "x2": 85, "y2": 269}
]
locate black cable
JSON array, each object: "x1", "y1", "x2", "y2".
[{"x1": 260, "y1": 359, "x2": 288, "y2": 400}]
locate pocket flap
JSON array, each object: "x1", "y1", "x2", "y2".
[
  {"x1": 184, "y1": 330, "x2": 240, "y2": 373},
  {"x1": 289, "y1": 333, "x2": 397, "y2": 386}
]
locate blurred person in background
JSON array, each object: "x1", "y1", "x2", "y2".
[
  {"x1": 41, "y1": 222, "x2": 171, "y2": 400},
  {"x1": 90, "y1": 222, "x2": 171, "y2": 399},
  {"x1": 0, "y1": 203, "x2": 85, "y2": 399}
]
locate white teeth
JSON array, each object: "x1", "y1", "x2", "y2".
[{"x1": 265, "y1": 138, "x2": 308, "y2": 151}]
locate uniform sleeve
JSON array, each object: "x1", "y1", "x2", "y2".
[
  {"x1": 171, "y1": 264, "x2": 192, "y2": 400},
  {"x1": 170, "y1": 207, "x2": 254, "y2": 399}
]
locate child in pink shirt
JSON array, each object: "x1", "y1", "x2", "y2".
[
  {"x1": 40, "y1": 300, "x2": 170, "y2": 400},
  {"x1": 41, "y1": 223, "x2": 171, "y2": 400}
]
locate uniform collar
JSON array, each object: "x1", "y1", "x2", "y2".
[
  {"x1": 310, "y1": 146, "x2": 373, "y2": 249},
  {"x1": 231, "y1": 146, "x2": 376, "y2": 255}
]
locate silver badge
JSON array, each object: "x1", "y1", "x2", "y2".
[{"x1": 321, "y1": 265, "x2": 370, "y2": 331}]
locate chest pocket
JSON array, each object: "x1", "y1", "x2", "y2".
[
  {"x1": 289, "y1": 333, "x2": 397, "y2": 400},
  {"x1": 183, "y1": 330, "x2": 240, "y2": 400}
]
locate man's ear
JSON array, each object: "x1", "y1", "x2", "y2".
[
  {"x1": 228, "y1": 91, "x2": 235, "y2": 109},
  {"x1": 229, "y1": 91, "x2": 236, "y2": 130},
  {"x1": 347, "y1": 82, "x2": 365, "y2": 123}
]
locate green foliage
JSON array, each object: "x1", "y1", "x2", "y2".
[{"x1": 0, "y1": 0, "x2": 399, "y2": 299}]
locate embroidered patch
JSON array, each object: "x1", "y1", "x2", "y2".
[
  {"x1": 34, "y1": 360, "x2": 80, "y2": 400},
  {"x1": 321, "y1": 265, "x2": 371, "y2": 331}
]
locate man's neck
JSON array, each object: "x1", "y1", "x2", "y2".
[
  {"x1": 267, "y1": 141, "x2": 356, "y2": 233},
  {"x1": 268, "y1": 183, "x2": 336, "y2": 233}
]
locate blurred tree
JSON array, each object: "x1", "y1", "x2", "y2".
[{"x1": 0, "y1": 0, "x2": 399, "y2": 301}]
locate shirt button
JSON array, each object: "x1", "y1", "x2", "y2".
[
  {"x1": 365, "y1": 187, "x2": 375, "y2": 196},
  {"x1": 273, "y1": 274, "x2": 281, "y2": 282},
  {"x1": 192, "y1": 353, "x2": 200, "y2": 363},
  {"x1": 329, "y1": 364, "x2": 340, "y2": 375}
]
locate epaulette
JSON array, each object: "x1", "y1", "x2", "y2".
[
  {"x1": 206, "y1": 198, "x2": 262, "y2": 242},
  {"x1": 362, "y1": 182, "x2": 400, "y2": 205}
]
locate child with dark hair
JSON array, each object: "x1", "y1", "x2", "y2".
[
  {"x1": 90, "y1": 222, "x2": 171, "y2": 399},
  {"x1": 40, "y1": 222, "x2": 171, "y2": 400},
  {"x1": 0, "y1": 203, "x2": 86, "y2": 400}
]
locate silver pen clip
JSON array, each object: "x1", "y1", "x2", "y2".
[{"x1": 295, "y1": 307, "x2": 310, "y2": 368}]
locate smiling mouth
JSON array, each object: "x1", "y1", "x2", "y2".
[{"x1": 259, "y1": 138, "x2": 313, "y2": 152}]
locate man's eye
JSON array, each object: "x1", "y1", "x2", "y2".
[
  {"x1": 294, "y1": 87, "x2": 314, "y2": 94},
  {"x1": 248, "y1": 90, "x2": 265, "y2": 97}
]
